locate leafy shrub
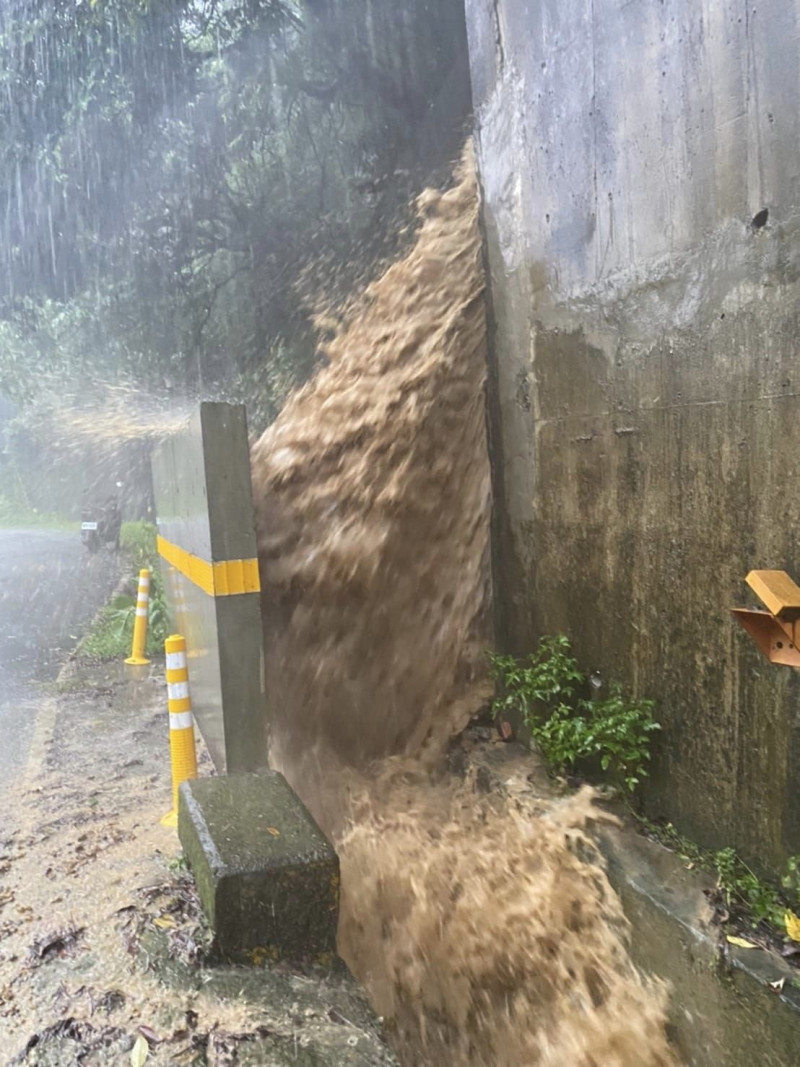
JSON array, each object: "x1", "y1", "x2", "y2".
[
  {"x1": 713, "y1": 846, "x2": 787, "y2": 927},
  {"x1": 488, "y1": 635, "x2": 660, "y2": 793},
  {"x1": 646, "y1": 820, "x2": 800, "y2": 933},
  {"x1": 711, "y1": 843, "x2": 800, "y2": 930}
]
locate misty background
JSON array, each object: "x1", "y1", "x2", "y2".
[{"x1": 0, "y1": 0, "x2": 471, "y2": 518}]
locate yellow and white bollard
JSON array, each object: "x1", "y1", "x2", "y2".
[
  {"x1": 161, "y1": 633, "x2": 198, "y2": 828},
  {"x1": 124, "y1": 568, "x2": 151, "y2": 666}
]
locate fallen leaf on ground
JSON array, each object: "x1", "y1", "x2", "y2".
[
  {"x1": 154, "y1": 916, "x2": 176, "y2": 929},
  {"x1": 266, "y1": 827, "x2": 281, "y2": 837},
  {"x1": 784, "y1": 910, "x2": 800, "y2": 942},
  {"x1": 130, "y1": 1033, "x2": 149, "y2": 1066},
  {"x1": 726, "y1": 935, "x2": 758, "y2": 949}
]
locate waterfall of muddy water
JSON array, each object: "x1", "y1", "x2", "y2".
[
  {"x1": 252, "y1": 144, "x2": 493, "y2": 791},
  {"x1": 251, "y1": 145, "x2": 677, "y2": 1066}
]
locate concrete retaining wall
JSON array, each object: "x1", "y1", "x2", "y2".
[{"x1": 465, "y1": 0, "x2": 800, "y2": 867}]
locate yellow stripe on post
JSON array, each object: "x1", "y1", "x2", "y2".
[
  {"x1": 213, "y1": 556, "x2": 261, "y2": 595},
  {"x1": 161, "y1": 633, "x2": 198, "y2": 829},
  {"x1": 156, "y1": 534, "x2": 260, "y2": 597},
  {"x1": 124, "y1": 569, "x2": 151, "y2": 666}
]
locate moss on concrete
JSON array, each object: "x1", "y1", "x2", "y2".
[{"x1": 179, "y1": 773, "x2": 339, "y2": 963}]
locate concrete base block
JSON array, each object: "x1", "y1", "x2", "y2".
[{"x1": 178, "y1": 773, "x2": 339, "y2": 963}]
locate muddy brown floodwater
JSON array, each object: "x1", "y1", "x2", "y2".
[{"x1": 251, "y1": 144, "x2": 678, "y2": 1066}]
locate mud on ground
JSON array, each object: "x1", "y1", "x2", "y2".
[{"x1": 0, "y1": 662, "x2": 395, "y2": 1066}]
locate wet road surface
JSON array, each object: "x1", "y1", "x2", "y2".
[{"x1": 0, "y1": 529, "x2": 119, "y2": 787}]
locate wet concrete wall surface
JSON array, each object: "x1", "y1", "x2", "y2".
[{"x1": 465, "y1": 0, "x2": 800, "y2": 867}]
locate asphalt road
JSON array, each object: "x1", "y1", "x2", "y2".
[{"x1": 0, "y1": 529, "x2": 119, "y2": 787}]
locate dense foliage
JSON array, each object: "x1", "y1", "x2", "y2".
[
  {"x1": 0, "y1": 0, "x2": 470, "y2": 427},
  {"x1": 489, "y1": 635, "x2": 661, "y2": 794}
]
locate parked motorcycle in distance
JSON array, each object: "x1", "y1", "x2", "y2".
[{"x1": 81, "y1": 495, "x2": 122, "y2": 554}]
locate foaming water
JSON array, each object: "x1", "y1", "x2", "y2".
[
  {"x1": 252, "y1": 144, "x2": 492, "y2": 810},
  {"x1": 251, "y1": 145, "x2": 677, "y2": 1065},
  {"x1": 340, "y1": 786, "x2": 674, "y2": 1066}
]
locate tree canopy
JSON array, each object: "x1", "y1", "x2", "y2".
[{"x1": 0, "y1": 0, "x2": 471, "y2": 431}]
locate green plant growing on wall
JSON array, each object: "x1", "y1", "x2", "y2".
[
  {"x1": 644, "y1": 819, "x2": 800, "y2": 936},
  {"x1": 713, "y1": 846, "x2": 787, "y2": 928},
  {"x1": 488, "y1": 635, "x2": 660, "y2": 793}
]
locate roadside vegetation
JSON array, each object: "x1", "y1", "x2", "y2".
[
  {"x1": 489, "y1": 635, "x2": 660, "y2": 795},
  {"x1": 641, "y1": 818, "x2": 800, "y2": 957},
  {"x1": 78, "y1": 522, "x2": 170, "y2": 661}
]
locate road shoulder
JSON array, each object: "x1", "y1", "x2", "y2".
[{"x1": 0, "y1": 661, "x2": 395, "y2": 1065}]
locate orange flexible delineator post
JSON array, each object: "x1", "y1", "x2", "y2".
[
  {"x1": 125, "y1": 568, "x2": 151, "y2": 666},
  {"x1": 161, "y1": 633, "x2": 198, "y2": 828}
]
